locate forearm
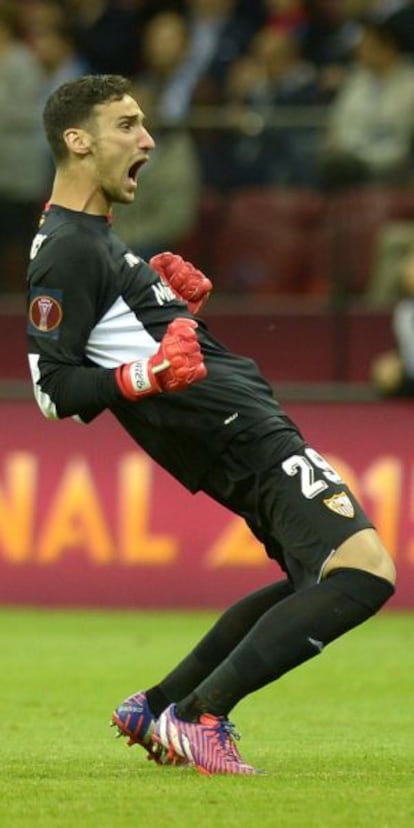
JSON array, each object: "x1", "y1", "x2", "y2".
[
  {"x1": 30, "y1": 317, "x2": 207, "y2": 419},
  {"x1": 29, "y1": 356, "x2": 121, "y2": 421}
]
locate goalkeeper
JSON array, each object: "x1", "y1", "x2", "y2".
[{"x1": 27, "y1": 75, "x2": 396, "y2": 777}]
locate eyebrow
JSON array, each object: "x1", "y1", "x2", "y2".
[{"x1": 117, "y1": 112, "x2": 145, "y2": 125}]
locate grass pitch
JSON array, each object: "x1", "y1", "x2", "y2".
[{"x1": 0, "y1": 608, "x2": 413, "y2": 828}]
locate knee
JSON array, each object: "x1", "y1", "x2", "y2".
[{"x1": 323, "y1": 528, "x2": 397, "y2": 587}]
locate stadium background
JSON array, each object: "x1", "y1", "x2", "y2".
[{"x1": 0, "y1": 0, "x2": 413, "y2": 610}]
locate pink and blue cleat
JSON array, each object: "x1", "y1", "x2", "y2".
[
  {"x1": 153, "y1": 703, "x2": 261, "y2": 775},
  {"x1": 111, "y1": 690, "x2": 176, "y2": 765}
]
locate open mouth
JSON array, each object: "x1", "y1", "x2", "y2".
[{"x1": 128, "y1": 159, "x2": 146, "y2": 184}]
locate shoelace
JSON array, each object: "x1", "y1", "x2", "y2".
[{"x1": 217, "y1": 719, "x2": 243, "y2": 763}]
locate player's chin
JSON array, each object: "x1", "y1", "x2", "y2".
[{"x1": 116, "y1": 187, "x2": 137, "y2": 205}]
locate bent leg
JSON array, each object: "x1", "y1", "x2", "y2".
[
  {"x1": 322, "y1": 527, "x2": 396, "y2": 585},
  {"x1": 146, "y1": 578, "x2": 294, "y2": 717},
  {"x1": 152, "y1": 444, "x2": 396, "y2": 721},
  {"x1": 175, "y1": 556, "x2": 395, "y2": 721}
]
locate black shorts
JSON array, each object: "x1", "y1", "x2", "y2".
[{"x1": 200, "y1": 427, "x2": 374, "y2": 590}]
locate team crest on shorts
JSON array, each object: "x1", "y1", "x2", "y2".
[
  {"x1": 28, "y1": 287, "x2": 63, "y2": 339},
  {"x1": 323, "y1": 491, "x2": 355, "y2": 518}
]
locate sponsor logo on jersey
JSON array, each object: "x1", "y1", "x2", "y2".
[
  {"x1": 30, "y1": 233, "x2": 47, "y2": 260},
  {"x1": 323, "y1": 491, "x2": 355, "y2": 518},
  {"x1": 27, "y1": 287, "x2": 63, "y2": 338},
  {"x1": 224, "y1": 412, "x2": 239, "y2": 425},
  {"x1": 124, "y1": 252, "x2": 141, "y2": 268},
  {"x1": 151, "y1": 280, "x2": 177, "y2": 306}
]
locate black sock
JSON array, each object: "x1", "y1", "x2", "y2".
[
  {"x1": 175, "y1": 568, "x2": 394, "y2": 721},
  {"x1": 146, "y1": 579, "x2": 294, "y2": 717}
]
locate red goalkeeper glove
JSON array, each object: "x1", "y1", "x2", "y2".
[
  {"x1": 115, "y1": 318, "x2": 207, "y2": 401},
  {"x1": 150, "y1": 252, "x2": 212, "y2": 314}
]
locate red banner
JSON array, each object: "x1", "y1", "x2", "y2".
[{"x1": 0, "y1": 400, "x2": 413, "y2": 608}]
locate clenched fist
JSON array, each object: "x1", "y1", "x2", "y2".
[
  {"x1": 115, "y1": 318, "x2": 207, "y2": 401},
  {"x1": 150, "y1": 252, "x2": 212, "y2": 315}
]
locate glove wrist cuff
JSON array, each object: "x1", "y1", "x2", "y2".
[{"x1": 115, "y1": 359, "x2": 161, "y2": 400}]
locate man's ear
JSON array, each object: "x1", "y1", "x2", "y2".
[{"x1": 63, "y1": 128, "x2": 92, "y2": 156}]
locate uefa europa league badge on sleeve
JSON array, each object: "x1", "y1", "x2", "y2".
[{"x1": 28, "y1": 288, "x2": 63, "y2": 338}]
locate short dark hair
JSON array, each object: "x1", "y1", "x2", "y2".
[{"x1": 43, "y1": 74, "x2": 132, "y2": 162}]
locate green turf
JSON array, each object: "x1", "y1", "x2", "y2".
[{"x1": 0, "y1": 608, "x2": 412, "y2": 828}]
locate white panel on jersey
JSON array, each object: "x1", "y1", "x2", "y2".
[
  {"x1": 28, "y1": 353, "x2": 58, "y2": 420},
  {"x1": 86, "y1": 296, "x2": 158, "y2": 368}
]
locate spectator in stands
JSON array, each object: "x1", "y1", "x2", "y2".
[
  {"x1": 302, "y1": 2, "x2": 361, "y2": 98},
  {"x1": 112, "y1": 84, "x2": 202, "y2": 261},
  {"x1": 318, "y1": 19, "x2": 414, "y2": 189},
  {"x1": 248, "y1": 25, "x2": 323, "y2": 107},
  {"x1": 136, "y1": 11, "x2": 193, "y2": 124},
  {"x1": 212, "y1": 27, "x2": 323, "y2": 190},
  {"x1": 31, "y1": 23, "x2": 89, "y2": 97},
  {"x1": 371, "y1": 242, "x2": 414, "y2": 395},
  {"x1": 0, "y1": 1, "x2": 45, "y2": 291},
  {"x1": 265, "y1": 0, "x2": 309, "y2": 40},
  {"x1": 68, "y1": 0, "x2": 143, "y2": 76},
  {"x1": 367, "y1": 219, "x2": 414, "y2": 304},
  {"x1": 19, "y1": 0, "x2": 67, "y2": 36},
  {"x1": 343, "y1": 1, "x2": 414, "y2": 54},
  {"x1": 182, "y1": 0, "x2": 260, "y2": 108}
]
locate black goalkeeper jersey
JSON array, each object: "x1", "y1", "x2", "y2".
[{"x1": 26, "y1": 204, "x2": 302, "y2": 491}]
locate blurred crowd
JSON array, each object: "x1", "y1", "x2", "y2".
[{"x1": 2, "y1": 0, "x2": 414, "y2": 299}]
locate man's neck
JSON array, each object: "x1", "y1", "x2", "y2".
[{"x1": 49, "y1": 170, "x2": 109, "y2": 215}]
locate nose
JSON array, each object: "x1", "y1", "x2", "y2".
[{"x1": 139, "y1": 125, "x2": 156, "y2": 152}]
